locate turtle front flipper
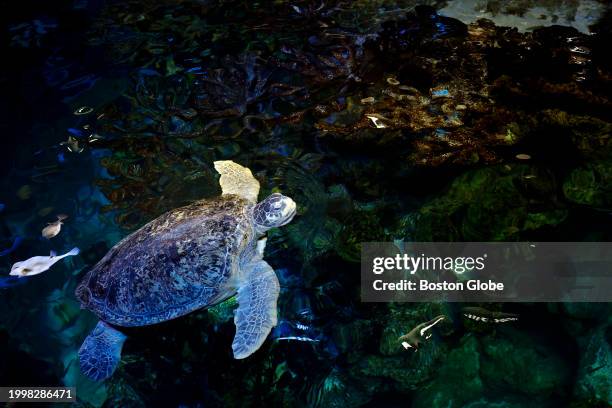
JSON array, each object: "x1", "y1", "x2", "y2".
[
  {"x1": 78, "y1": 321, "x2": 127, "y2": 381},
  {"x1": 232, "y1": 260, "x2": 279, "y2": 359},
  {"x1": 214, "y1": 160, "x2": 260, "y2": 203}
]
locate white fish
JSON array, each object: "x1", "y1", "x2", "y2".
[
  {"x1": 42, "y1": 214, "x2": 68, "y2": 239},
  {"x1": 10, "y1": 247, "x2": 80, "y2": 278},
  {"x1": 366, "y1": 115, "x2": 387, "y2": 128},
  {"x1": 399, "y1": 315, "x2": 446, "y2": 351},
  {"x1": 275, "y1": 336, "x2": 320, "y2": 343},
  {"x1": 60, "y1": 136, "x2": 84, "y2": 153}
]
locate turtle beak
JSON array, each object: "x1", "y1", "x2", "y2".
[{"x1": 279, "y1": 198, "x2": 297, "y2": 226}]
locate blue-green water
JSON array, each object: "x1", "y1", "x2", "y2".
[{"x1": 1, "y1": 0, "x2": 612, "y2": 406}]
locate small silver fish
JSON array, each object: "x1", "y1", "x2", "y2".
[
  {"x1": 366, "y1": 114, "x2": 387, "y2": 128},
  {"x1": 60, "y1": 136, "x2": 84, "y2": 153},
  {"x1": 275, "y1": 336, "x2": 320, "y2": 343},
  {"x1": 42, "y1": 214, "x2": 68, "y2": 239},
  {"x1": 10, "y1": 247, "x2": 80, "y2": 278},
  {"x1": 74, "y1": 106, "x2": 93, "y2": 115}
]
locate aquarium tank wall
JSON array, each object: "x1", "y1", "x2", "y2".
[{"x1": 1, "y1": 0, "x2": 611, "y2": 407}]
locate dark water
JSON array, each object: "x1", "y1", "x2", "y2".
[{"x1": 1, "y1": 0, "x2": 611, "y2": 407}]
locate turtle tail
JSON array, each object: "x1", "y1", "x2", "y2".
[{"x1": 78, "y1": 321, "x2": 127, "y2": 381}]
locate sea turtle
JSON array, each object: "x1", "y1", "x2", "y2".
[{"x1": 75, "y1": 160, "x2": 297, "y2": 381}]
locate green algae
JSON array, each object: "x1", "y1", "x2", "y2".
[
  {"x1": 412, "y1": 335, "x2": 483, "y2": 408},
  {"x1": 564, "y1": 160, "x2": 612, "y2": 209},
  {"x1": 412, "y1": 164, "x2": 568, "y2": 241},
  {"x1": 480, "y1": 331, "x2": 571, "y2": 397}
]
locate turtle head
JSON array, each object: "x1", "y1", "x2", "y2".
[{"x1": 253, "y1": 193, "x2": 296, "y2": 232}]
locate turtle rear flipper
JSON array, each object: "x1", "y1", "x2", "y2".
[
  {"x1": 232, "y1": 260, "x2": 279, "y2": 359},
  {"x1": 78, "y1": 321, "x2": 127, "y2": 381}
]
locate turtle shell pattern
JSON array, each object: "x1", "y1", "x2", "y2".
[{"x1": 75, "y1": 195, "x2": 254, "y2": 327}]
